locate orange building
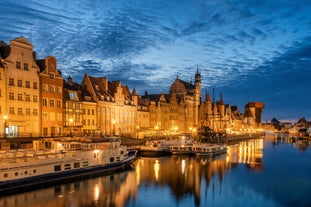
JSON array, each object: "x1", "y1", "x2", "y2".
[{"x1": 37, "y1": 56, "x2": 64, "y2": 137}]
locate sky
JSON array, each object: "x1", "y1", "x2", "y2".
[{"x1": 0, "y1": 0, "x2": 310, "y2": 122}]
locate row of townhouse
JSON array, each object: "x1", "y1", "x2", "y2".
[{"x1": 0, "y1": 36, "x2": 264, "y2": 139}]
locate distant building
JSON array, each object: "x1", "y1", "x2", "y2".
[{"x1": 244, "y1": 102, "x2": 265, "y2": 129}]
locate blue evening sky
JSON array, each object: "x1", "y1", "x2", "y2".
[{"x1": 1, "y1": 0, "x2": 310, "y2": 122}]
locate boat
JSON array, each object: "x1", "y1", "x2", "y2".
[
  {"x1": 139, "y1": 140, "x2": 172, "y2": 157},
  {"x1": 0, "y1": 137, "x2": 137, "y2": 195},
  {"x1": 168, "y1": 133, "x2": 194, "y2": 155},
  {"x1": 191, "y1": 143, "x2": 227, "y2": 157}
]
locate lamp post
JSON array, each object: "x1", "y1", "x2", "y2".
[
  {"x1": 136, "y1": 126, "x2": 139, "y2": 138},
  {"x1": 3, "y1": 115, "x2": 8, "y2": 139}
]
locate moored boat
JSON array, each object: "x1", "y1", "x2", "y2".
[
  {"x1": 140, "y1": 140, "x2": 172, "y2": 157},
  {"x1": 192, "y1": 144, "x2": 227, "y2": 157},
  {"x1": 0, "y1": 137, "x2": 137, "y2": 195}
]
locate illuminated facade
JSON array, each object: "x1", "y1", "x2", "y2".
[
  {"x1": 37, "y1": 56, "x2": 64, "y2": 137},
  {"x1": 63, "y1": 76, "x2": 83, "y2": 136},
  {"x1": 81, "y1": 74, "x2": 137, "y2": 137},
  {"x1": 142, "y1": 71, "x2": 201, "y2": 136},
  {"x1": 0, "y1": 37, "x2": 40, "y2": 137}
]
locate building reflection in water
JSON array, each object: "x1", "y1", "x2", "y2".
[{"x1": 0, "y1": 169, "x2": 138, "y2": 207}]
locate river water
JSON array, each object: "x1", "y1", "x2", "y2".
[{"x1": 1, "y1": 136, "x2": 311, "y2": 207}]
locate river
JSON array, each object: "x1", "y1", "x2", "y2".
[{"x1": 1, "y1": 136, "x2": 311, "y2": 207}]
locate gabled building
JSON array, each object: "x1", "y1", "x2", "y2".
[
  {"x1": 37, "y1": 56, "x2": 63, "y2": 137},
  {"x1": 81, "y1": 74, "x2": 137, "y2": 137},
  {"x1": 0, "y1": 37, "x2": 40, "y2": 137},
  {"x1": 63, "y1": 76, "x2": 83, "y2": 136}
]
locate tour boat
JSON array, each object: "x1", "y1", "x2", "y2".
[
  {"x1": 0, "y1": 137, "x2": 137, "y2": 195},
  {"x1": 191, "y1": 144, "x2": 227, "y2": 156}
]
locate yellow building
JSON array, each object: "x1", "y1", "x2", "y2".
[
  {"x1": 37, "y1": 56, "x2": 64, "y2": 137},
  {"x1": 81, "y1": 92, "x2": 97, "y2": 136},
  {"x1": 81, "y1": 74, "x2": 137, "y2": 137},
  {"x1": 0, "y1": 37, "x2": 40, "y2": 137}
]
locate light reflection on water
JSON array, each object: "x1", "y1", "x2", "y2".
[{"x1": 1, "y1": 137, "x2": 311, "y2": 207}]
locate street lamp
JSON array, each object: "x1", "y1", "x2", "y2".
[{"x1": 3, "y1": 115, "x2": 8, "y2": 138}]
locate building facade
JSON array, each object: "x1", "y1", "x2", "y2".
[
  {"x1": 37, "y1": 56, "x2": 64, "y2": 137},
  {"x1": 0, "y1": 37, "x2": 40, "y2": 137}
]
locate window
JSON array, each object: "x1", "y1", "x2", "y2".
[
  {"x1": 25, "y1": 81, "x2": 30, "y2": 88},
  {"x1": 92, "y1": 109, "x2": 95, "y2": 115},
  {"x1": 18, "y1": 108, "x2": 22, "y2": 115},
  {"x1": 9, "y1": 107, "x2": 14, "y2": 114},
  {"x1": 56, "y1": 86, "x2": 62, "y2": 93},
  {"x1": 33, "y1": 109, "x2": 38, "y2": 115},
  {"x1": 50, "y1": 99, "x2": 55, "y2": 107},
  {"x1": 18, "y1": 93, "x2": 22, "y2": 100},
  {"x1": 18, "y1": 80, "x2": 22, "y2": 87},
  {"x1": 9, "y1": 92, "x2": 14, "y2": 100},
  {"x1": 9, "y1": 78, "x2": 14, "y2": 86},
  {"x1": 42, "y1": 84, "x2": 48, "y2": 91},
  {"x1": 43, "y1": 112, "x2": 48, "y2": 121},
  {"x1": 24, "y1": 63, "x2": 28, "y2": 70},
  {"x1": 74, "y1": 162, "x2": 80, "y2": 168},
  {"x1": 33, "y1": 95, "x2": 38, "y2": 102},
  {"x1": 33, "y1": 82, "x2": 38, "y2": 89},
  {"x1": 56, "y1": 100, "x2": 61, "y2": 107},
  {"x1": 26, "y1": 108, "x2": 30, "y2": 115},
  {"x1": 87, "y1": 109, "x2": 90, "y2": 115},
  {"x1": 42, "y1": 98, "x2": 47, "y2": 106},
  {"x1": 26, "y1": 94, "x2": 30, "y2": 101},
  {"x1": 16, "y1": 61, "x2": 21, "y2": 69},
  {"x1": 50, "y1": 85, "x2": 55, "y2": 92},
  {"x1": 50, "y1": 73, "x2": 55, "y2": 79},
  {"x1": 54, "y1": 165, "x2": 61, "y2": 172}
]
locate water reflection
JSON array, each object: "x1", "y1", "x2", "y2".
[
  {"x1": 0, "y1": 169, "x2": 137, "y2": 207},
  {"x1": 1, "y1": 138, "x2": 311, "y2": 207}
]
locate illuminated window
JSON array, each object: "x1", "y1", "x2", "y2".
[
  {"x1": 26, "y1": 108, "x2": 30, "y2": 115},
  {"x1": 26, "y1": 94, "x2": 30, "y2": 101},
  {"x1": 50, "y1": 85, "x2": 55, "y2": 92},
  {"x1": 56, "y1": 100, "x2": 61, "y2": 107},
  {"x1": 42, "y1": 84, "x2": 48, "y2": 91},
  {"x1": 18, "y1": 93, "x2": 22, "y2": 100}
]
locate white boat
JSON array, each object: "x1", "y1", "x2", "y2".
[
  {"x1": 191, "y1": 144, "x2": 227, "y2": 157},
  {"x1": 140, "y1": 140, "x2": 173, "y2": 157},
  {"x1": 0, "y1": 137, "x2": 137, "y2": 195}
]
